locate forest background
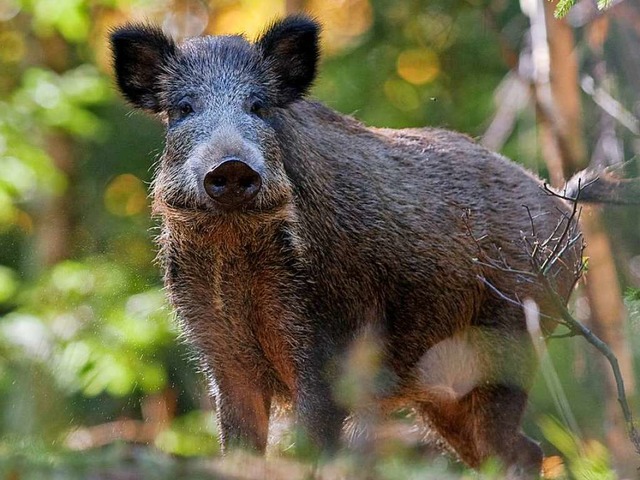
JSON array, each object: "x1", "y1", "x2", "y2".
[{"x1": 1, "y1": 0, "x2": 640, "y2": 478}]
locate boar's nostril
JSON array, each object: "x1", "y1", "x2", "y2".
[
  {"x1": 204, "y1": 160, "x2": 262, "y2": 207},
  {"x1": 239, "y1": 176, "x2": 256, "y2": 189},
  {"x1": 211, "y1": 175, "x2": 227, "y2": 188}
]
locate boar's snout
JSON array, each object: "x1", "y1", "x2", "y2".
[{"x1": 203, "y1": 158, "x2": 262, "y2": 208}]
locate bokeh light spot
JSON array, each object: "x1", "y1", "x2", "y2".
[
  {"x1": 397, "y1": 48, "x2": 440, "y2": 85},
  {"x1": 104, "y1": 174, "x2": 148, "y2": 217},
  {"x1": 0, "y1": 30, "x2": 25, "y2": 63}
]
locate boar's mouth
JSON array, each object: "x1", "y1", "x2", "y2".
[
  {"x1": 159, "y1": 196, "x2": 258, "y2": 215},
  {"x1": 155, "y1": 194, "x2": 212, "y2": 214},
  {"x1": 158, "y1": 195, "x2": 290, "y2": 219},
  {"x1": 166, "y1": 201, "x2": 209, "y2": 213}
]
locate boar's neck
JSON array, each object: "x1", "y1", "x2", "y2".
[
  {"x1": 275, "y1": 101, "x2": 392, "y2": 320},
  {"x1": 277, "y1": 100, "x2": 390, "y2": 249},
  {"x1": 277, "y1": 100, "x2": 386, "y2": 219}
]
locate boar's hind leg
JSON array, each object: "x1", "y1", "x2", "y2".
[
  {"x1": 423, "y1": 383, "x2": 542, "y2": 479},
  {"x1": 214, "y1": 377, "x2": 272, "y2": 454},
  {"x1": 419, "y1": 303, "x2": 543, "y2": 479}
]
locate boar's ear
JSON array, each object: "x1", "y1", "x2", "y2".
[
  {"x1": 110, "y1": 24, "x2": 177, "y2": 112},
  {"x1": 256, "y1": 15, "x2": 320, "y2": 106}
]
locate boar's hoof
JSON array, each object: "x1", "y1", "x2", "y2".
[{"x1": 204, "y1": 159, "x2": 262, "y2": 207}]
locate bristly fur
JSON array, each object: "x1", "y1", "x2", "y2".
[{"x1": 110, "y1": 15, "x2": 584, "y2": 479}]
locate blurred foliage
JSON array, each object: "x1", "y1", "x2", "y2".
[
  {"x1": 0, "y1": 0, "x2": 639, "y2": 477},
  {"x1": 0, "y1": 442, "x2": 223, "y2": 480},
  {"x1": 539, "y1": 416, "x2": 615, "y2": 479}
]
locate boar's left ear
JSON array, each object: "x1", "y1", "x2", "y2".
[
  {"x1": 256, "y1": 15, "x2": 320, "y2": 107},
  {"x1": 110, "y1": 24, "x2": 177, "y2": 112}
]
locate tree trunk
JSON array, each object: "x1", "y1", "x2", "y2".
[
  {"x1": 34, "y1": 132, "x2": 75, "y2": 267},
  {"x1": 33, "y1": 35, "x2": 76, "y2": 268}
]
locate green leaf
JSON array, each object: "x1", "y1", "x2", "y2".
[
  {"x1": 597, "y1": 0, "x2": 613, "y2": 11},
  {"x1": 554, "y1": 0, "x2": 576, "y2": 18},
  {"x1": 555, "y1": 0, "x2": 613, "y2": 17}
]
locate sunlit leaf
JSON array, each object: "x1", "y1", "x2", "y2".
[
  {"x1": 553, "y1": 0, "x2": 575, "y2": 19},
  {"x1": 554, "y1": 0, "x2": 613, "y2": 18},
  {"x1": 50, "y1": 261, "x2": 95, "y2": 297},
  {"x1": 539, "y1": 415, "x2": 615, "y2": 479},
  {"x1": 0, "y1": 313, "x2": 52, "y2": 360}
]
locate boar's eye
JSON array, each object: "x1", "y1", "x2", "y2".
[
  {"x1": 168, "y1": 97, "x2": 196, "y2": 126},
  {"x1": 178, "y1": 99, "x2": 193, "y2": 116},
  {"x1": 177, "y1": 97, "x2": 194, "y2": 118},
  {"x1": 247, "y1": 97, "x2": 268, "y2": 120}
]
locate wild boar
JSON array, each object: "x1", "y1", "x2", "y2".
[{"x1": 111, "y1": 15, "x2": 588, "y2": 478}]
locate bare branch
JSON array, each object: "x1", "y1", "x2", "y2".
[
  {"x1": 473, "y1": 260, "x2": 537, "y2": 279},
  {"x1": 472, "y1": 178, "x2": 640, "y2": 455},
  {"x1": 538, "y1": 181, "x2": 583, "y2": 277},
  {"x1": 539, "y1": 188, "x2": 640, "y2": 454},
  {"x1": 482, "y1": 73, "x2": 531, "y2": 151}
]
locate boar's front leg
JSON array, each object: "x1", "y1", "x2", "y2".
[
  {"x1": 295, "y1": 349, "x2": 349, "y2": 454},
  {"x1": 166, "y1": 258, "x2": 272, "y2": 453},
  {"x1": 211, "y1": 370, "x2": 272, "y2": 454}
]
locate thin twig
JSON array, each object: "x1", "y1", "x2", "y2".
[
  {"x1": 473, "y1": 260, "x2": 537, "y2": 278},
  {"x1": 523, "y1": 205, "x2": 537, "y2": 239},
  {"x1": 476, "y1": 275, "x2": 522, "y2": 307},
  {"x1": 539, "y1": 180, "x2": 583, "y2": 276}
]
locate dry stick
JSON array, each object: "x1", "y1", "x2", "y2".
[
  {"x1": 530, "y1": 181, "x2": 640, "y2": 456},
  {"x1": 467, "y1": 179, "x2": 639, "y2": 454}
]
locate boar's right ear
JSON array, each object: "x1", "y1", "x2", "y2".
[
  {"x1": 110, "y1": 24, "x2": 177, "y2": 112},
  {"x1": 256, "y1": 15, "x2": 320, "y2": 107}
]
